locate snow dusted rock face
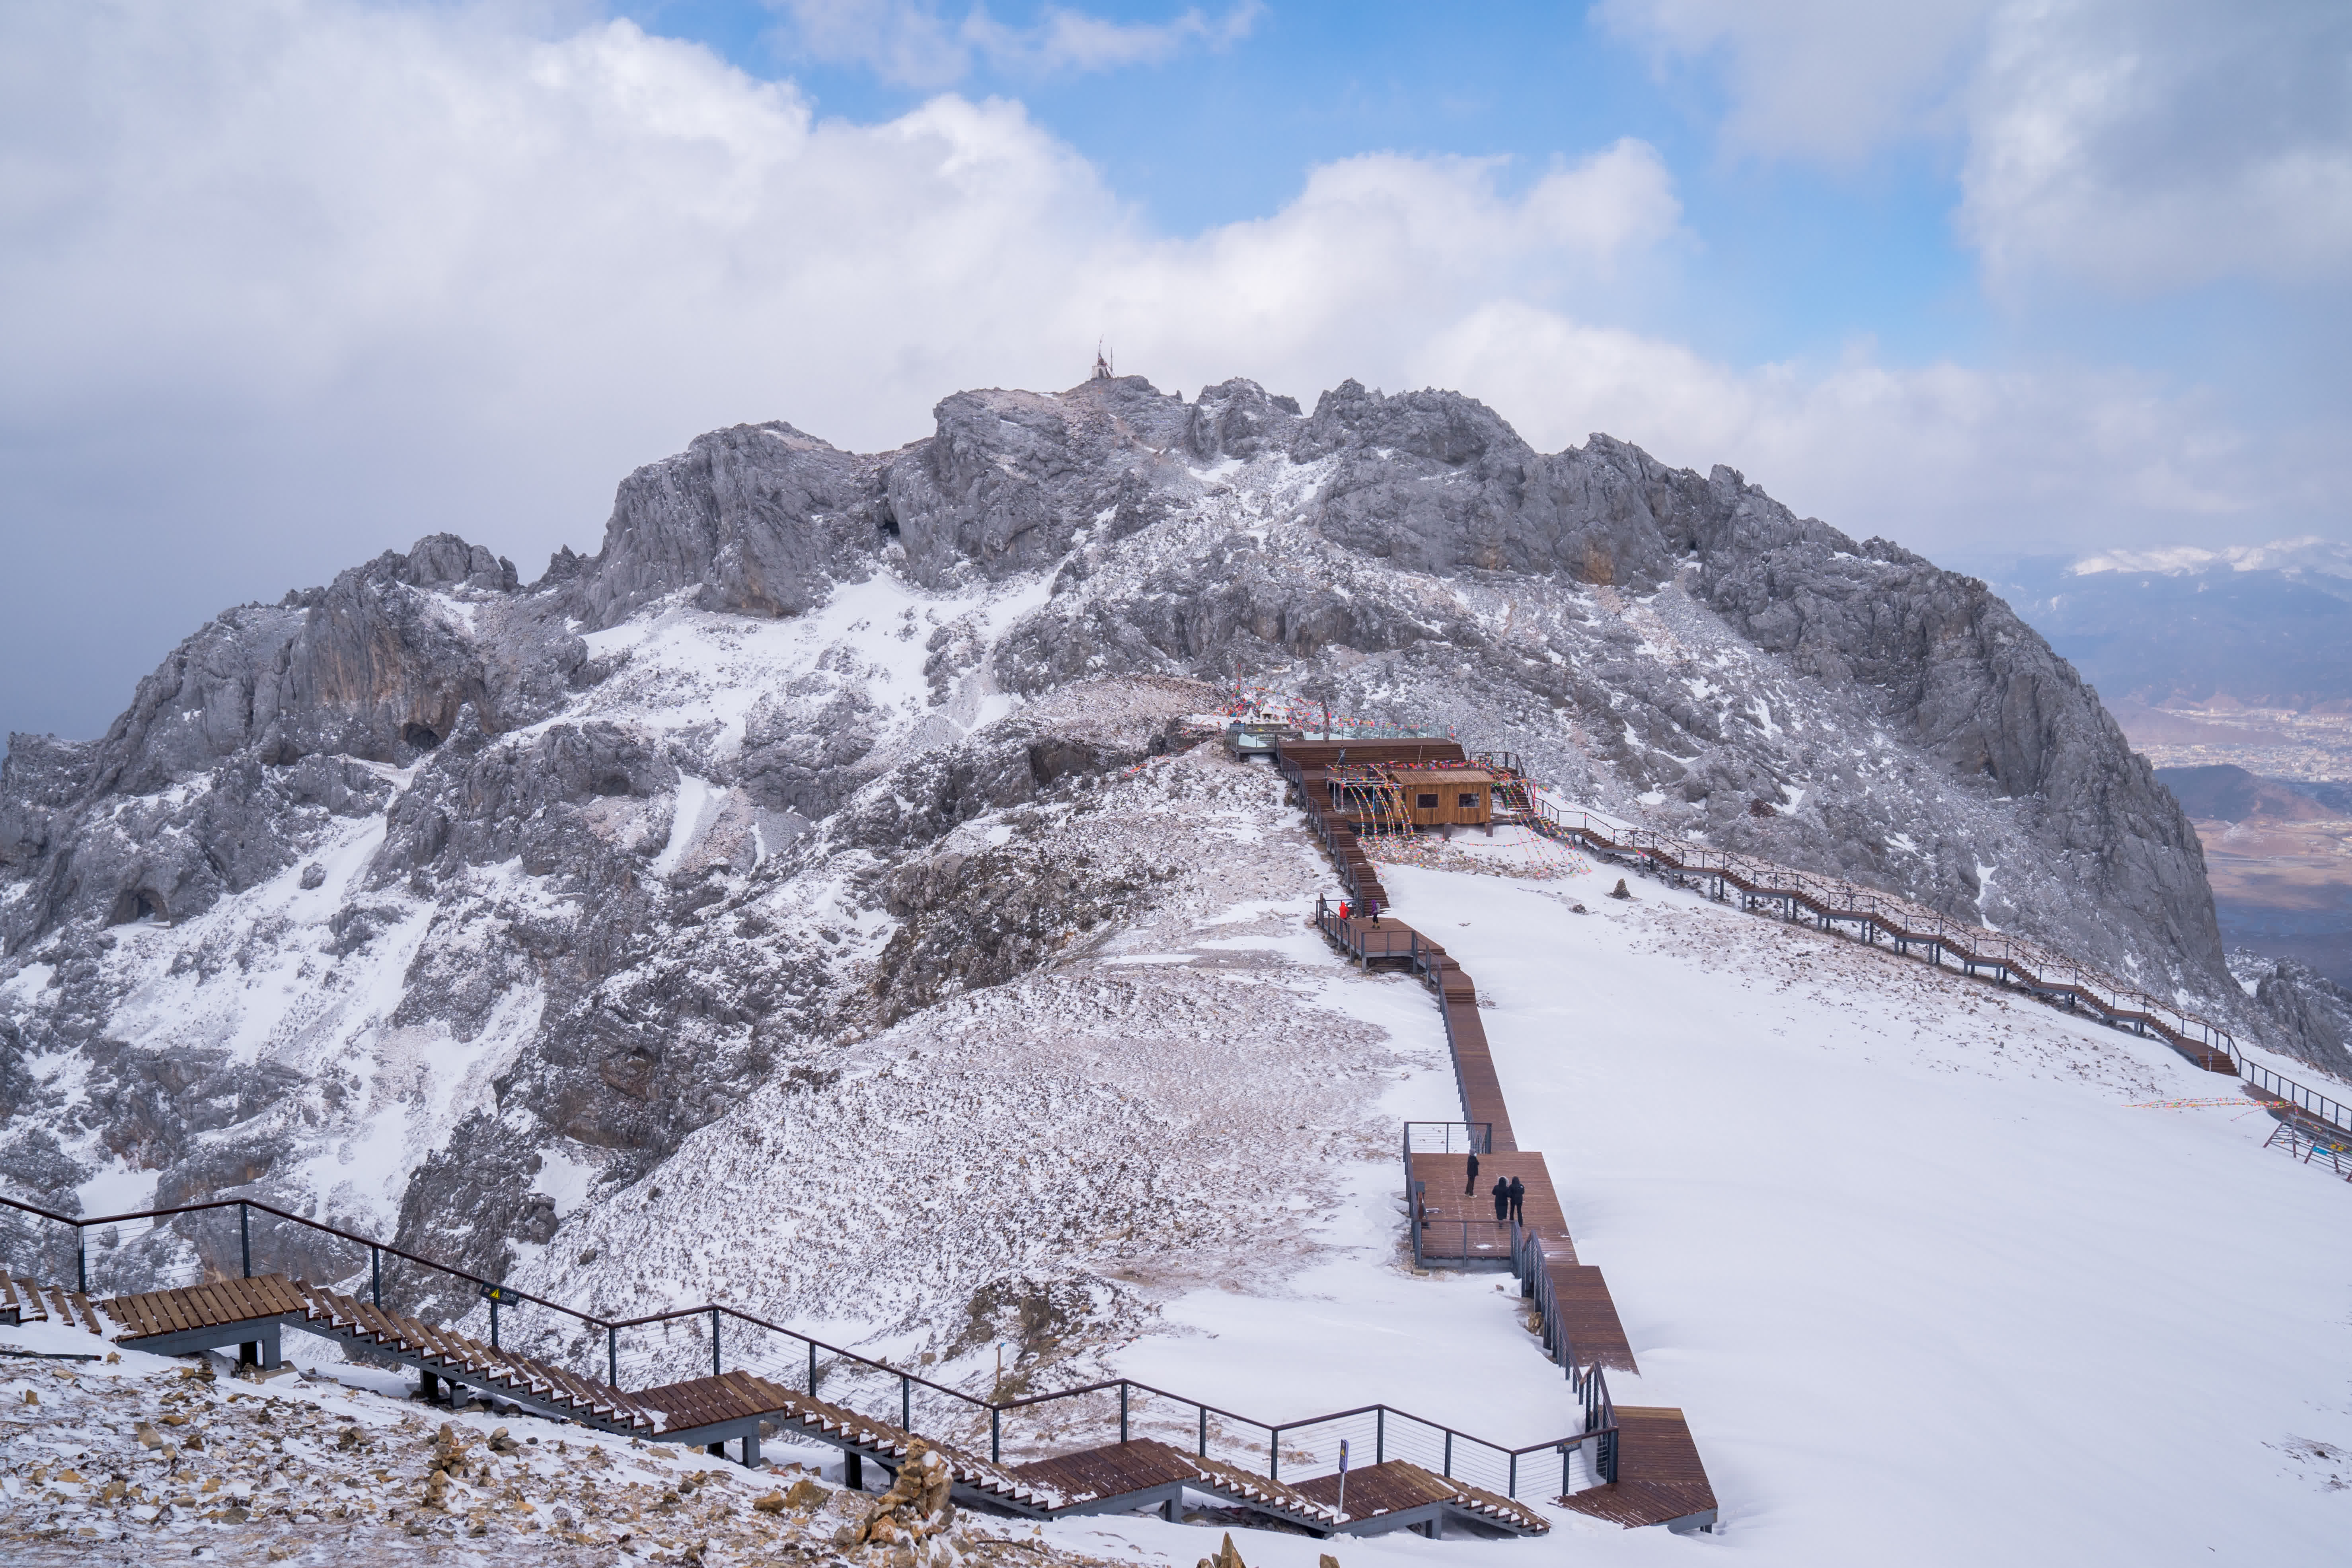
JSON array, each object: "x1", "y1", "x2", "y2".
[
  {"x1": 0, "y1": 370, "x2": 2261, "y2": 1345},
  {"x1": 2248, "y1": 957, "x2": 2352, "y2": 1079},
  {"x1": 1000, "y1": 378, "x2": 2225, "y2": 1003},
  {"x1": 574, "y1": 422, "x2": 889, "y2": 629}
]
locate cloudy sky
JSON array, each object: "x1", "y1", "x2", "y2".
[{"x1": 2, "y1": 0, "x2": 2347, "y2": 740}]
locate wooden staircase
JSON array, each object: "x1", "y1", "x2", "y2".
[{"x1": 27, "y1": 1272, "x2": 1549, "y2": 1537}]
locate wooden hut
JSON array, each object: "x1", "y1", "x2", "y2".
[{"x1": 1385, "y1": 765, "x2": 1497, "y2": 828}]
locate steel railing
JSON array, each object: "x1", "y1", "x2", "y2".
[
  {"x1": 1403, "y1": 1122, "x2": 1494, "y2": 1156},
  {"x1": 1464, "y1": 760, "x2": 2352, "y2": 1139},
  {"x1": 1407, "y1": 1183, "x2": 1516, "y2": 1270},
  {"x1": 0, "y1": 1189, "x2": 1606, "y2": 1501}
]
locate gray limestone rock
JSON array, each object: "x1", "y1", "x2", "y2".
[
  {"x1": 885, "y1": 380, "x2": 1198, "y2": 588},
  {"x1": 571, "y1": 423, "x2": 888, "y2": 629},
  {"x1": 2252, "y1": 959, "x2": 2352, "y2": 1080},
  {"x1": 372, "y1": 717, "x2": 679, "y2": 889}
]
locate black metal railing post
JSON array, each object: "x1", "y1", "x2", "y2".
[
  {"x1": 992, "y1": 1406, "x2": 1002, "y2": 1463},
  {"x1": 608, "y1": 1325, "x2": 618, "y2": 1388},
  {"x1": 371, "y1": 1246, "x2": 381, "y2": 1309},
  {"x1": 1375, "y1": 1407, "x2": 1385, "y2": 1464},
  {"x1": 1443, "y1": 1429, "x2": 1453, "y2": 1477},
  {"x1": 75, "y1": 1223, "x2": 86, "y2": 1296},
  {"x1": 900, "y1": 1373, "x2": 910, "y2": 1431},
  {"x1": 1197, "y1": 1404, "x2": 1207, "y2": 1457},
  {"x1": 1269, "y1": 1424, "x2": 1280, "y2": 1481},
  {"x1": 1119, "y1": 1382, "x2": 1129, "y2": 1443},
  {"x1": 711, "y1": 1307, "x2": 721, "y2": 1378},
  {"x1": 808, "y1": 1339, "x2": 818, "y2": 1394},
  {"x1": 490, "y1": 1298, "x2": 499, "y2": 1349},
  {"x1": 239, "y1": 1203, "x2": 250, "y2": 1278}
]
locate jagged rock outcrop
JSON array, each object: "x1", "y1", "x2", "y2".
[
  {"x1": 2251, "y1": 958, "x2": 2352, "y2": 1079},
  {"x1": 885, "y1": 376, "x2": 1198, "y2": 587},
  {"x1": 575, "y1": 423, "x2": 887, "y2": 629}
]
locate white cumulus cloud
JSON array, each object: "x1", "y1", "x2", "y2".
[
  {"x1": 1961, "y1": 0, "x2": 2352, "y2": 290},
  {"x1": 1600, "y1": 0, "x2": 2352, "y2": 292}
]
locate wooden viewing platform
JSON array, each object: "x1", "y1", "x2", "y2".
[{"x1": 1407, "y1": 1153, "x2": 1573, "y2": 1264}]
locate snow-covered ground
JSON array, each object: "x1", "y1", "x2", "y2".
[{"x1": 1039, "y1": 851, "x2": 2352, "y2": 1566}]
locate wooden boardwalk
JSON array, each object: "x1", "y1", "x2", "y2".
[
  {"x1": 1325, "y1": 915, "x2": 1518, "y2": 1150},
  {"x1": 1282, "y1": 736, "x2": 1715, "y2": 1534}
]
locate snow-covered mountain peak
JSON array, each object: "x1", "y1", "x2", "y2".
[{"x1": 0, "y1": 368, "x2": 2297, "y2": 1324}]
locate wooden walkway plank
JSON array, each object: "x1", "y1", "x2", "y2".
[
  {"x1": 1561, "y1": 1406, "x2": 1716, "y2": 1531},
  {"x1": 1541, "y1": 1263, "x2": 1637, "y2": 1373}
]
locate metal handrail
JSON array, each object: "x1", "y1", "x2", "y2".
[
  {"x1": 1402, "y1": 1121, "x2": 1494, "y2": 1156},
  {"x1": 0, "y1": 1188, "x2": 1590, "y2": 1496},
  {"x1": 1470, "y1": 775, "x2": 2352, "y2": 1135}
]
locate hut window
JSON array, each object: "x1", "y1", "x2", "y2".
[
  {"x1": 1417, "y1": 793, "x2": 1439, "y2": 808},
  {"x1": 1458, "y1": 792, "x2": 1479, "y2": 809}
]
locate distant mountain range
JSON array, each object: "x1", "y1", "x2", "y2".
[
  {"x1": 1976, "y1": 538, "x2": 2352, "y2": 714},
  {"x1": 2155, "y1": 764, "x2": 2352, "y2": 823}
]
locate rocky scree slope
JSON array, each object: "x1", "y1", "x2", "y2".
[
  {"x1": 0, "y1": 1334, "x2": 1120, "y2": 1566},
  {"x1": 0, "y1": 372, "x2": 2317, "y2": 1347}
]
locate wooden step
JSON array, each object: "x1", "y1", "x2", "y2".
[
  {"x1": 1290, "y1": 1459, "x2": 1548, "y2": 1536},
  {"x1": 1011, "y1": 1436, "x2": 1341, "y2": 1529}
]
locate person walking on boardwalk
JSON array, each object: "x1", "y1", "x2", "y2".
[
  {"x1": 1491, "y1": 1176, "x2": 1509, "y2": 1223},
  {"x1": 1506, "y1": 1176, "x2": 1526, "y2": 1225},
  {"x1": 1464, "y1": 1149, "x2": 1480, "y2": 1195}
]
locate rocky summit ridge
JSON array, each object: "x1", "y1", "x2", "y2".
[{"x1": 1, "y1": 372, "x2": 2340, "y2": 1337}]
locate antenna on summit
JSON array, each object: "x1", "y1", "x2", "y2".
[{"x1": 1092, "y1": 341, "x2": 1114, "y2": 380}]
